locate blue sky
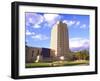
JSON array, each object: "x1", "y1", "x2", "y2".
[{"x1": 25, "y1": 12, "x2": 90, "y2": 51}]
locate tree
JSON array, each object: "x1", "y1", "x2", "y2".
[
  {"x1": 80, "y1": 50, "x2": 89, "y2": 60},
  {"x1": 73, "y1": 50, "x2": 89, "y2": 60}
]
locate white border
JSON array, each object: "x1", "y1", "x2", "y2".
[{"x1": 19, "y1": 5, "x2": 95, "y2": 76}]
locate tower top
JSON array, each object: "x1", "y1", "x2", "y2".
[{"x1": 57, "y1": 21, "x2": 63, "y2": 25}]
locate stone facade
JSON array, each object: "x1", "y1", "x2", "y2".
[
  {"x1": 50, "y1": 21, "x2": 70, "y2": 60},
  {"x1": 25, "y1": 46, "x2": 55, "y2": 63},
  {"x1": 25, "y1": 46, "x2": 42, "y2": 63}
]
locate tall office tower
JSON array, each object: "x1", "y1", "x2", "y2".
[{"x1": 50, "y1": 21, "x2": 69, "y2": 60}]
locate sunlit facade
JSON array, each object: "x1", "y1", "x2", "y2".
[{"x1": 50, "y1": 21, "x2": 69, "y2": 60}]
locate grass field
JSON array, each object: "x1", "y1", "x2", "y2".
[{"x1": 26, "y1": 60, "x2": 89, "y2": 68}]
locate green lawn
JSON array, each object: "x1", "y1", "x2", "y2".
[
  {"x1": 26, "y1": 60, "x2": 89, "y2": 68},
  {"x1": 26, "y1": 62, "x2": 51, "y2": 68},
  {"x1": 63, "y1": 60, "x2": 89, "y2": 66}
]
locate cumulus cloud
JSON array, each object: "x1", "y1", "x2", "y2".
[
  {"x1": 26, "y1": 29, "x2": 49, "y2": 41},
  {"x1": 69, "y1": 37, "x2": 89, "y2": 49},
  {"x1": 76, "y1": 21, "x2": 80, "y2": 26},
  {"x1": 63, "y1": 20, "x2": 76, "y2": 26},
  {"x1": 80, "y1": 24, "x2": 87, "y2": 29},
  {"x1": 44, "y1": 14, "x2": 60, "y2": 21},
  {"x1": 26, "y1": 30, "x2": 35, "y2": 35},
  {"x1": 44, "y1": 14, "x2": 61, "y2": 27},
  {"x1": 26, "y1": 13, "x2": 44, "y2": 28},
  {"x1": 26, "y1": 13, "x2": 88, "y2": 30},
  {"x1": 33, "y1": 24, "x2": 41, "y2": 28},
  {"x1": 63, "y1": 20, "x2": 75, "y2": 26},
  {"x1": 26, "y1": 30, "x2": 31, "y2": 35},
  {"x1": 26, "y1": 13, "x2": 62, "y2": 28},
  {"x1": 63, "y1": 20, "x2": 81, "y2": 27},
  {"x1": 32, "y1": 34, "x2": 49, "y2": 40},
  {"x1": 63, "y1": 20, "x2": 88, "y2": 29}
]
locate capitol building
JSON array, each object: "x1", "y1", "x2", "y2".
[{"x1": 26, "y1": 21, "x2": 71, "y2": 63}]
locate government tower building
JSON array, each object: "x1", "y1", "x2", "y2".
[
  {"x1": 26, "y1": 21, "x2": 71, "y2": 63},
  {"x1": 50, "y1": 21, "x2": 70, "y2": 60}
]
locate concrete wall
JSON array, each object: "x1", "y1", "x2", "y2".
[
  {"x1": 26, "y1": 46, "x2": 55, "y2": 63},
  {"x1": 25, "y1": 46, "x2": 42, "y2": 63}
]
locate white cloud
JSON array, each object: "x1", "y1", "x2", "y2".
[
  {"x1": 63, "y1": 20, "x2": 76, "y2": 26},
  {"x1": 69, "y1": 21, "x2": 76, "y2": 26},
  {"x1": 32, "y1": 34, "x2": 49, "y2": 40},
  {"x1": 69, "y1": 37, "x2": 89, "y2": 48},
  {"x1": 26, "y1": 13, "x2": 44, "y2": 28},
  {"x1": 76, "y1": 21, "x2": 80, "y2": 26},
  {"x1": 63, "y1": 20, "x2": 86, "y2": 29},
  {"x1": 26, "y1": 30, "x2": 31, "y2": 35},
  {"x1": 32, "y1": 24, "x2": 41, "y2": 28},
  {"x1": 80, "y1": 24, "x2": 87, "y2": 29},
  {"x1": 26, "y1": 30, "x2": 35, "y2": 35},
  {"x1": 44, "y1": 14, "x2": 60, "y2": 22},
  {"x1": 31, "y1": 32, "x2": 35, "y2": 35},
  {"x1": 28, "y1": 17, "x2": 34, "y2": 23},
  {"x1": 44, "y1": 14, "x2": 61, "y2": 27}
]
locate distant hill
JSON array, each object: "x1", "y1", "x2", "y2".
[{"x1": 70, "y1": 46, "x2": 89, "y2": 52}]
